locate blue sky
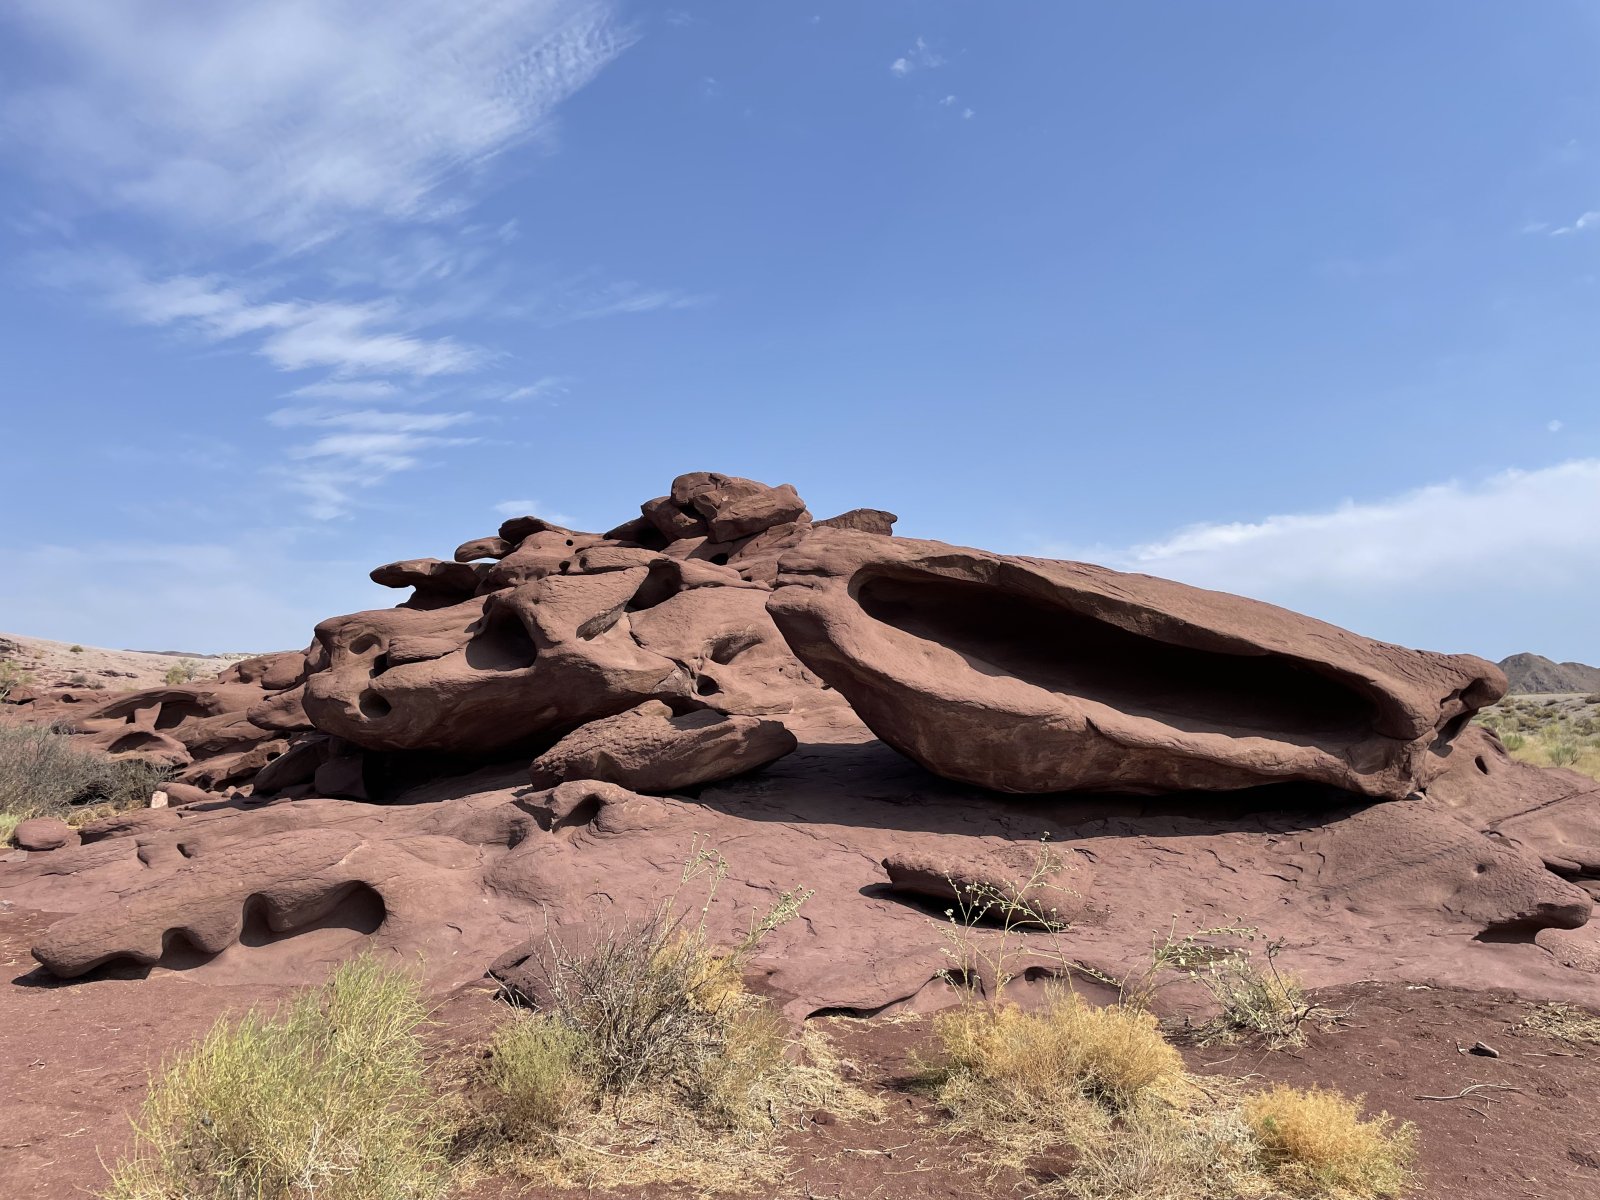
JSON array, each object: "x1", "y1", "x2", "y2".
[{"x1": 1, "y1": 1, "x2": 1597, "y2": 660}]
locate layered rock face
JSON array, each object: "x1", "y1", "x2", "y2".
[
  {"x1": 6, "y1": 469, "x2": 1596, "y2": 1012},
  {"x1": 768, "y1": 529, "x2": 1503, "y2": 799}
]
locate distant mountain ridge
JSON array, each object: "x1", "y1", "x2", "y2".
[{"x1": 1497, "y1": 652, "x2": 1600, "y2": 694}]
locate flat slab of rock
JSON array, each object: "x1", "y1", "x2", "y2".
[
  {"x1": 768, "y1": 528, "x2": 1504, "y2": 799},
  {"x1": 528, "y1": 700, "x2": 798, "y2": 792}
]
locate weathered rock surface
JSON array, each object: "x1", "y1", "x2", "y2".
[
  {"x1": 5, "y1": 469, "x2": 1592, "y2": 1021},
  {"x1": 527, "y1": 700, "x2": 798, "y2": 792},
  {"x1": 3, "y1": 708, "x2": 1594, "y2": 1017},
  {"x1": 767, "y1": 528, "x2": 1504, "y2": 799}
]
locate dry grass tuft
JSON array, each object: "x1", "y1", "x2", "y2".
[
  {"x1": 476, "y1": 844, "x2": 876, "y2": 1191},
  {"x1": 1244, "y1": 1084, "x2": 1415, "y2": 1198},
  {"x1": 926, "y1": 993, "x2": 1415, "y2": 1199},
  {"x1": 926, "y1": 988, "x2": 1268, "y2": 1198},
  {"x1": 101, "y1": 955, "x2": 449, "y2": 1200},
  {"x1": 1514, "y1": 1001, "x2": 1600, "y2": 1045},
  {"x1": 935, "y1": 989, "x2": 1184, "y2": 1112},
  {"x1": 1, "y1": 724, "x2": 168, "y2": 845}
]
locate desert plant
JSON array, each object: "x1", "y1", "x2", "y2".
[
  {"x1": 1500, "y1": 730, "x2": 1526, "y2": 752},
  {"x1": 0, "y1": 724, "x2": 168, "y2": 843},
  {"x1": 1547, "y1": 739, "x2": 1581, "y2": 767},
  {"x1": 1514, "y1": 1001, "x2": 1600, "y2": 1045},
  {"x1": 1190, "y1": 938, "x2": 1319, "y2": 1048},
  {"x1": 70, "y1": 644, "x2": 85, "y2": 653},
  {"x1": 1244, "y1": 1084, "x2": 1415, "y2": 1198},
  {"x1": 509, "y1": 845, "x2": 808, "y2": 1105},
  {"x1": 487, "y1": 1014, "x2": 588, "y2": 1145},
  {"x1": 102, "y1": 955, "x2": 450, "y2": 1200},
  {"x1": 480, "y1": 846, "x2": 870, "y2": 1191},
  {"x1": 934, "y1": 988, "x2": 1184, "y2": 1113},
  {"x1": 926, "y1": 839, "x2": 1086, "y2": 1012},
  {"x1": 0, "y1": 658, "x2": 32, "y2": 700}
]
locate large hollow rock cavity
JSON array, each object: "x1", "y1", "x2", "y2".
[{"x1": 766, "y1": 529, "x2": 1504, "y2": 798}]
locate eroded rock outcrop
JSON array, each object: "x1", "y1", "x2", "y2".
[
  {"x1": 767, "y1": 528, "x2": 1504, "y2": 799},
  {"x1": 8, "y1": 468, "x2": 1593, "y2": 1015}
]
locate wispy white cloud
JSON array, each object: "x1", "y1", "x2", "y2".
[
  {"x1": 286, "y1": 379, "x2": 403, "y2": 402},
  {"x1": 496, "y1": 376, "x2": 573, "y2": 403},
  {"x1": 4, "y1": 0, "x2": 633, "y2": 249},
  {"x1": 539, "y1": 280, "x2": 708, "y2": 324},
  {"x1": 1551, "y1": 210, "x2": 1600, "y2": 236},
  {"x1": 267, "y1": 407, "x2": 475, "y2": 433},
  {"x1": 87, "y1": 264, "x2": 488, "y2": 378},
  {"x1": 1044, "y1": 460, "x2": 1600, "y2": 657},
  {"x1": 890, "y1": 36, "x2": 944, "y2": 77}
]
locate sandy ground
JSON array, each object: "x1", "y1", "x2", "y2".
[
  {"x1": 0, "y1": 633, "x2": 251, "y2": 697},
  {"x1": 3, "y1": 900, "x2": 1598, "y2": 1200}
]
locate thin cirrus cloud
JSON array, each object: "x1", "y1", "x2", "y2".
[
  {"x1": 3, "y1": 0, "x2": 633, "y2": 249},
  {"x1": 1048, "y1": 459, "x2": 1600, "y2": 655},
  {"x1": 2, "y1": 1, "x2": 680, "y2": 524},
  {"x1": 1551, "y1": 210, "x2": 1600, "y2": 236},
  {"x1": 98, "y1": 268, "x2": 489, "y2": 379}
]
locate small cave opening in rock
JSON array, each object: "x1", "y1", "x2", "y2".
[
  {"x1": 464, "y1": 605, "x2": 539, "y2": 671},
  {"x1": 154, "y1": 699, "x2": 211, "y2": 729},
  {"x1": 855, "y1": 569, "x2": 1380, "y2": 744},
  {"x1": 107, "y1": 729, "x2": 174, "y2": 754},
  {"x1": 626, "y1": 561, "x2": 682, "y2": 613}
]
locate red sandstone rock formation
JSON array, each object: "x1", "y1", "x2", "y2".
[
  {"x1": 767, "y1": 528, "x2": 1503, "y2": 799},
  {"x1": 4, "y1": 470, "x2": 1595, "y2": 1016}
]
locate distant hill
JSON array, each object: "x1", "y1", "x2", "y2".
[{"x1": 1497, "y1": 653, "x2": 1600, "y2": 695}]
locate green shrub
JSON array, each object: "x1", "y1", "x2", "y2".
[
  {"x1": 70, "y1": 644, "x2": 85, "y2": 654},
  {"x1": 102, "y1": 955, "x2": 449, "y2": 1200},
  {"x1": 1548, "y1": 739, "x2": 1582, "y2": 767},
  {"x1": 488, "y1": 1014, "x2": 588, "y2": 1145},
  {"x1": 0, "y1": 724, "x2": 168, "y2": 844},
  {"x1": 1500, "y1": 731, "x2": 1526, "y2": 752}
]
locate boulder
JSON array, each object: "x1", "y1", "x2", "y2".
[
  {"x1": 13, "y1": 818, "x2": 74, "y2": 851},
  {"x1": 767, "y1": 528, "x2": 1503, "y2": 799},
  {"x1": 527, "y1": 700, "x2": 798, "y2": 792},
  {"x1": 672, "y1": 471, "x2": 808, "y2": 541}
]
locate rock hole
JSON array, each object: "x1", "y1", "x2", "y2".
[
  {"x1": 370, "y1": 652, "x2": 391, "y2": 676},
  {"x1": 696, "y1": 675, "x2": 723, "y2": 696},
  {"x1": 709, "y1": 630, "x2": 762, "y2": 664},
  {"x1": 358, "y1": 690, "x2": 392, "y2": 719},
  {"x1": 464, "y1": 605, "x2": 539, "y2": 671},
  {"x1": 709, "y1": 552, "x2": 730, "y2": 566},
  {"x1": 349, "y1": 633, "x2": 382, "y2": 656},
  {"x1": 1475, "y1": 755, "x2": 1490, "y2": 775}
]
